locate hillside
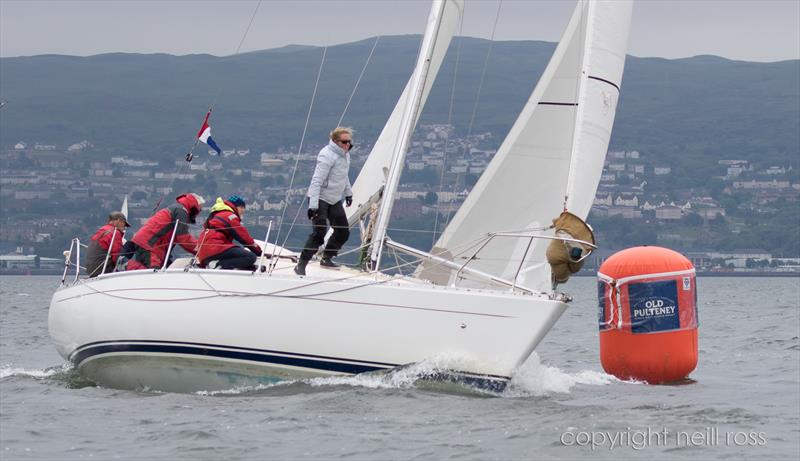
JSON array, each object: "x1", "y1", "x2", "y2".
[{"x1": 1, "y1": 35, "x2": 798, "y2": 176}]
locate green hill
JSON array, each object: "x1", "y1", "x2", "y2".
[{"x1": 2, "y1": 35, "x2": 798, "y2": 174}]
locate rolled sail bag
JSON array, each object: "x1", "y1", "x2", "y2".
[
  {"x1": 597, "y1": 246, "x2": 699, "y2": 383},
  {"x1": 546, "y1": 212, "x2": 596, "y2": 283}
]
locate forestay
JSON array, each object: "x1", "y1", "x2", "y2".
[
  {"x1": 346, "y1": 0, "x2": 465, "y2": 227},
  {"x1": 418, "y1": 0, "x2": 633, "y2": 293}
]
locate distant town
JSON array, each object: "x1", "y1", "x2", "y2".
[{"x1": 1, "y1": 124, "x2": 798, "y2": 275}]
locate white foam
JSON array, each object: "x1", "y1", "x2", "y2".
[
  {"x1": 190, "y1": 353, "x2": 625, "y2": 396},
  {"x1": 195, "y1": 381, "x2": 291, "y2": 396},
  {"x1": 504, "y1": 353, "x2": 619, "y2": 397},
  {"x1": 308, "y1": 353, "x2": 476, "y2": 390},
  {"x1": 0, "y1": 363, "x2": 70, "y2": 379},
  {"x1": 307, "y1": 367, "x2": 415, "y2": 389}
]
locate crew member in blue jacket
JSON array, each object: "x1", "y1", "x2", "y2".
[{"x1": 295, "y1": 127, "x2": 354, "y2": 275}]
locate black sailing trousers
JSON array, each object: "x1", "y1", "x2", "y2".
[
  {"x1": 300, "y1": 200, "x2": 350, "y2": 261},
  {"x1": 213, "y1": 246, "x2": 257, "y2": 270}
]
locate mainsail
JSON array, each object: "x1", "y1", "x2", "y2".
[
  {"x1": 418, "y1": 0, "x2": 633, "y2": 292},
  {"x1": 346, "y1": 0, "x2": 464, "y2": 227}
]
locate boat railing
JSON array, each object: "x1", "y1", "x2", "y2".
[
  {"x1": 386, "y1": 230, "x2": 596, "y2": 295},
  {"x1": 61, "y1": 238, "x2": 88, "y2": 286},
  {"x1": 59, "y1": 217, "x2": 290, "y2": 284},
  {"x1": 161, "y1": 220, "x2": 181, "y2": 271},
  {"x1": 454, "y1": 231, "x2": 597, "y2": 291},
  {"x1": 100, "y1": 228, "x2": 119, "y2": 276}
]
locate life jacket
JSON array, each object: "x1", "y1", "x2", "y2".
[
  {"x1": 86, "y1": 224, "x2": 124, "y2": 277},
  {"x1": 131, "y1": 196, "x2": 199, "y2": 267},
  {"x1": 196, "y1": 197, "x2": 260, "y2": 265}
]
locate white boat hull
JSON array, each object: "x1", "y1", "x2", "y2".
[{"x1": 49, "y1": 268, "x2": 567, "y2": 392}]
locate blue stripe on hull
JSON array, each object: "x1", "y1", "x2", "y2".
[
  {"x1": 73, "y1": 342, "x2": 390, "y2": 375},
  {"x1": 71, "y1": 340, "x2": 511, "y2": 392}
]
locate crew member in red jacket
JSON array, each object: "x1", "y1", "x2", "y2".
[
  {"x1": 196, "y1": 195, "x2": 262, "y2": 270},
  {"x1": 86, "y1": 211, "x2": 130, "y2": 277},
  {"x1": 127, "y1": 193, "x2": 203, "y2": 270}
]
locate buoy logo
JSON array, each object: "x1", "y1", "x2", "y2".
[
  {"x1": 633, "y1": 298, "x2": 676, "y2": 318},
  {"x1": 628, "y1": 280, "x2": 680, "y2": 333}
]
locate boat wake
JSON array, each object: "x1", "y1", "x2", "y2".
[
  {"x1": 0, "y1": 363, "x2": 71, "y2": 380},
  {"x1": 194, "y1": 353, "x2": 623, "y2": 397},
  {"x1": 504, "y1": 353, "x2": 622, "y2": 397},
  {"x1": 0, "y1": 363, "x2": 96, "y2": 388},
  {"x1": 2, "y1": 353, "x2": 623, "y2": 397}
]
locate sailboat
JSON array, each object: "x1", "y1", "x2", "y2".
[{"x1": 49, "y1": 0, "x2": 632, "y2": 393}]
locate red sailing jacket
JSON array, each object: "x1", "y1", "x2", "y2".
[
  {"x1": 90, "y1": 224, "x2": 124, "y2": 264},
  {"x1": 131, "y1": 195, "x2": 200, "y2": 262},
  {"x1": 196, "y1": 199, "x2": 261, "y2": 265}
]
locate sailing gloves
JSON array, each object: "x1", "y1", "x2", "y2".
[{"x1": 307, "y1": 196, "x2": 351, "y2": 220}]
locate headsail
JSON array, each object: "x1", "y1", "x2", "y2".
[
  {"x1": 346, "y1": 0, "x2": 464, "y2": 227},
  {"x1": 121, "y1": 194, "x2": 128, "y2": 219},
  {"x1": 418, "y1": 0, "x2": 633, "y2": 292},
  {"x1": 121, "y1": 194, "x2": 129, "y2": 243}
]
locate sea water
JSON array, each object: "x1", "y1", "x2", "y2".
[{"x1": 1, "y1": 276, "x2": 797, "y2": 460}]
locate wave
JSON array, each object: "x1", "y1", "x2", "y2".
[
  {"x1": 195, "y1": 381, "x2": 291, "y2": 396},
  {"x1": 304, "y1": 352, "x2": 622, "y2": 397},
  {"x1": 0, "y1": 363, "x2": 71, "y2": 379},
  {"x1": 8, "y1": 354, "x2": 623, "y2": 397},
  {"x1": 504, "y1": 353, "x2": 622, "y2": 397}
]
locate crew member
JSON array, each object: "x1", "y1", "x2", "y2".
[
  {"x1": 295, "y1": 127, "x2": 355, "y2": 276},
  {"x1": 196, "y1": 195, "x2": 262, "y2": 270},
  {"x1": 127, "y1": 193, "x2": 203, "y2": 270},
  {"x1": 86, "y1": 211, "x2": 130, "y2": 277}
]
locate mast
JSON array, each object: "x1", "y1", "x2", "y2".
[{"x1": 368, "y1": 0, "x2": 448, "y2": 271}]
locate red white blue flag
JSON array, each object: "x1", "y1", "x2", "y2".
[{"x1": 197, "y1": 110, "x2": 221, "y2": 155}]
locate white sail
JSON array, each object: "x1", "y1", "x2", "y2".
[
  {"x1": 564, "y1": 1, "x2": 633, "y2": 217},
  {"x1": 346, "y1": 0, "x2": 464, "y2": 226},
  {"x1": 121, "y1": 195, "x2": 128, "y2": 218},
  {"x1": 419, "y1": 0, "x2": 633, "y2": 292},
  {"x1": 121, "y1": 194, "x2": 129, "y2": 243}
]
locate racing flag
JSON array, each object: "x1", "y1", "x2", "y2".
[{"x1": 197, "y1": 110, "x2": 221, "y2": 155}]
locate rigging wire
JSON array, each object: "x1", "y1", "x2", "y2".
[
  {"x1": 465, "y1": 0, "x2": 503, "y2": 138},
  {"x1": 439, "y1": 0, "x2": 503, "y2": 233},
  {"x1": 272, "y1": 46, "x2": 329, "y2": 257},
  {"x1": 232, "y1": 0, "x2": 263, "y2": 56},
  {"x1": 337, "y1": 36, "x2": 381, "y2": 127},
  {"x1": 273, "y1": 34, "x2": 385, "y2": 260},
  {"x1": 153, "y1": 0, "x2": 263, "y2": 211},
  {"x1": 431, "y1": 9, "x2": 466, "y2": 246}
]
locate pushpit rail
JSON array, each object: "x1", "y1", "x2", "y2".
[{"x1": 61, "y1": 238, "x2": 87, "y2": 286}]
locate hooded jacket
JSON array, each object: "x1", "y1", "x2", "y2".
[
  {"x1": 307, "y1": 140, "x2": 353, "y2": 209},
  {"x1": 131, "y1": 194, "x2": 200, "y2": 264},
  {"x1": 196, "y1": 197, "x2": 261, "y2": 265},
  {"x1": 86, "y1": 223, "x2": 124, "y2": 277}
]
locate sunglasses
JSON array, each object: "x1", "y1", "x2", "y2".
[{"x1": 338, "y1": 139, "x2": 353, "y2": 145}]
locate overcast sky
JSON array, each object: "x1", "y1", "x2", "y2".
[{"x1": 1, "y1": 0, "x2": 798, "y2": 62}]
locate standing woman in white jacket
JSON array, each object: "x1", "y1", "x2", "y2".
[{"x1": 295, "y1": 127, "x2": 354, "y2": 275}]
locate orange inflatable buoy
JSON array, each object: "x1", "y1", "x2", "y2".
[{"x1": 598, "y1": 246, "x2": 698, "y2": 384}]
